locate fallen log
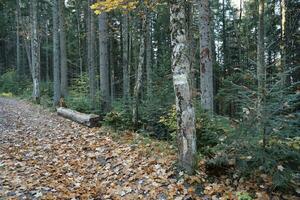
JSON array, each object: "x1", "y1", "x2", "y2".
[{"x1": 57, "y1": 107, "x2": 100, "y2": 127}]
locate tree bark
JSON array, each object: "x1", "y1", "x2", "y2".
[
  {"x1": 16, "y1": 0, "x2": 20, "y2": 79},
  {"x1": 170, "y1": 0, "x2": 197, "y2": 174},
  {"x1": 132, "y1": 15, "x2": 146, "y2": 128},
  {"x1": 99, "y1": 13, "x2": 110, "y2": 113},
  {"x1": 145, "y1": 10, "x2": 152, "y2": 99},
  {"x1": 30, "y1": 0, "x2": 40, "y2": 103},
  {"x1": 87, "y1": 1, "x2": 96, "y2": 109},
  {"x1": 199, "y1": 0, "x2": 214, "y2": 113},
  {"x1": 53, "y1": 0, "x2": 60, "y2": 106},
  {"x1": 57, "y1": 107, "x2": 100, "y2": 127},
  {"x1": 257, "y1": 0, "x2": 266, "y2": 147},
  {"x1": 59, "y1": 0, "x2": 68, "y2": 97},
  {"x1": 122, "y1": 14, "x2": 130, "y2": 102},
  {"x1": 280, "y1": 0, "x2": 287, "y2": 86}
]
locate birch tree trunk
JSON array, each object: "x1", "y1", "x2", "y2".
[
  {"x1": 99, "y1": 13, "x2": 110, "y2": 113},
  {"x1": 59, "y1": 0, "x2": 68, "y2": 97},
  {"x1": 87, "y1": 1, "x2": 96, "y2": 109},
  {"x1": 122, "y1": 14, "x2": 130, "y2": 102},
  {"x1": 170, "y1": 0, "x2": 197, "y2": 174},
  {"x1": 257, "y1": 0, "x2": 266, "y2": 147},
  {"x1": 199, "y1": 0, "x2": 214, "y2": 113},
  {"x1": 53, "y1": 0, "x2": 60, "y2": 106},
  {"x1": 280, "y1": 0, "x2": 286, "y2": 86},
  {"x1": 132, "y1": 15, "x2": 146, "y2": 127},
  {"x1": 30, "y1": 0, "x2": 40, "y2": 103}
]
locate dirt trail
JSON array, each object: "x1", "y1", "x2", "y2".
[{"x1": 0, "y1": 98, "x2": 190, "y2": 199}]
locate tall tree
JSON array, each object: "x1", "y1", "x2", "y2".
[
  {"x1": 99, "y1": 12, "x2": 110, "y2": 113},
  {"x1": 16, "y1": 0, "x2": 20, "y2": 79},
  {"x1": 122, "y1": 14, "x2": 130, "y2": 102},
  {"x1": 30, "y1": 0, "x2": 40, "y2": 103},
  {"x1": 132, "y1": 13, "x2": 146, "y2": 127},
  {"x1": 170, "y1": 0, "x2": 197, "y2": 174},
  {"x1": 145, "y1": 9, "x2": 152, "y2": 98},
  {"x1": 87, "y1": 0, "x2": 96, "y2": 109},
  {"x1": 59, "y1": 0, "x2": 68, "y2": 97},
  {"x1": 280, "y1": 0, "x2": 287, "y2": 86},
  {"x1": 257, "y1": 0, "x2": 266, "y2": 146},
  {"x1": 53, "y1": 0, "x2": 60, "y2": 106},
  {"x1": 199, "y1": 0, "x2": 214, "y2": 112}
]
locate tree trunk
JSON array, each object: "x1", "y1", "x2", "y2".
[
  {"x1": 199, "y1": 0, "x2": 214, "y2": 113},
  {"x1": 57, "y1": 107, "x2": 100, "y2": 127},
  {"x1": 16, "y1": 0, "x2": 20, "y2": 79},
  {"x1": 170, "y1": 0, "x2": 197, "y2": 174},
  {"x1": 30, "y1": 0, "x2": 40, "y2": 103},
  {"x1": 146, "y1": 10, "x2": 152, "y2": 99},
  {"x1": 122, "y1": 14, "x2": 130, "y2": 102},
  {"x1": 280, "y1": 0, "x2": 286, "y2": 86},
  {"x1": 53, "y1": 0, "x2": 60, "y2": 106},
  {"x1": 257, "y1": 0, "x2": 266, "y2": 147},
  {"x1": 99, "y1": 13, "x2": 110, "y2": 113},
  {"x1": 59, "y1": 0, "x2": 68, "y2": 97},
  {"x1": 132, "y1": 15, "x2": 146, "y2": 128},
  {"x1": 87, "y1": 1, "x2": 96, "y2": 109}
]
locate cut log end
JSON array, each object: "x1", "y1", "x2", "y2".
[{"x1": 57, "y1": 107, "x2": 100, "y2": 127}]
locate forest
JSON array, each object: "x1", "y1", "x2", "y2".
[{"x1": 0, "y1": 0, "x2": 299, "y2": 199}]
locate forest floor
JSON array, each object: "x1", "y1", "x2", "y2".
[{"x1": 0, "y1": 97, "x2": 296, "y2": 200}]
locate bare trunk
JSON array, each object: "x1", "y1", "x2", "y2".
[
  {"x1": 59, "y1": 0, "x2": 68, "y2": 97},
  {"x1": 87, "y1": 1, "x2": 96, "y2": 109},
  {"x1": 16, "y1": 0, "x2": 20, "y2": 79},
  {"x1": 132, "y1": 15, "x2": 146, "y2": 127},
  {"x1": 122, "y1": 14, "x2": 130, "y2": 102},
  {"x1": 99, "y1": 13, "x2": 110, "y2": 113},
  {"x1": 257, "y1": 0, "x2": 266, "y2": 147},
  {"x1": 280, "y1": 0, "x2": 286, "y2": 86},
  {"x1": 53, "y1": 0, "x2": 60, "y2": 106},
  {"x1": 146, "y1": 11, "x2": 152, "y2": 99},
  {"x1": 30, "y1": 0, "x2": 40, "y2": 103},
  {"x1": 170, "y1": 0, "x2": 197, "y2": 174},
  {"x1": 199, "y1": 0, "x2": 214, "y2": 113}
]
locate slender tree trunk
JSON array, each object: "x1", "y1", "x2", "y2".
[
  {"x1": 75, "y1": 3, "x2": 83, "y2": 81},
  {"x1": 122, "y1": 14, "x2": 130, "y2": 102},
  {"x1": 110, "y1": 37, "x2": 115, "y2": 103},
  {"x1": 280, "y1": 0, "x2": 286, "y2": 86},
  {"x1": 59, "y1": 0, "x2": 68, "y2": 97},
  {"x1": 170, "y1": 0, "x2": 197, "y2": 174},
  {"x1": 87, "y1": 1, "x2": 96, "y2": 109},
  {"x1": 53, "y1": 0, "x2": 60, "y2": 106},
  {"x1": 222, "y1": 0, "x2": 227, "y2": 73},
  {"x1": 199, "y1": 0, "x2": 214, "y2": 113},
  {"x1": 30, "y1": 0, "x2": 40, "y2": 103},
  {"x1": 99, "y1": 13, "x2": 110, "y2": 113},
  {"x1": 16, "y1": 0, "x2": 20, "y2": 79},
  {"x1": 132, "y1": 15, "x2": 146, "y2": 127},
  {"x1": 257, "y1": 0, "x2": 266, "y2": 147},
  {"x1": 145, "y1": 10, "x2": 152, "y2": 99},
  {"x1": 45, "y1": 20, "x2": 50, "y2": 84}
]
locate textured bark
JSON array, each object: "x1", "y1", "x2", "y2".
[
  {"x1": 30, "y1": 0, "x2": 40, "y2": 103},
  {"x1": 170, "y1": 0, "x2": 197, "y2": 174},
  {"x1": 16, "y1": 0, "x2": 20, "y2": 79},
  {"x1": 199, "y1": 0, "x2": 214, "y2": 113},
  {"x1": 122, "y1": 14, "x2": 130, "y2": 102},
  {"x1": 145, "y1": 11, "x2": 152, "y2": 99},
  {"x1": 99, "y1": 13, "x2": 110, "y2": 113},
  {"x1": 132, "y1": 15, "x2": 146, "y2": 128},
  {"x1": 280, "y1": 0, "x2": 286, "y2": 86},
  {"x1": 87, "y1": 1, "x2": 96, "y2": 109},
  {"x1": 257, "y1": 0, "x2": 266, "y2": 146},
  {"x1": 53, "y1": 0, "x2": 60, "y2": 106},
  {"x1": 57, "y1": 107, "x2": 100, "y2": 127},
  {"x1": 59, "y1": 0, "x2": 68, "y2": 97}
]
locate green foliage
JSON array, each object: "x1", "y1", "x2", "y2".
[
  {"x1": 0, "y1": 70, "x2": 30, "y2": 95},
  {"x1": 103, "y1": 99, "x2": 132, "y2": 130},
  {"x1": 237, "y1": 192, "x2": 252, "y2": 200}
]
